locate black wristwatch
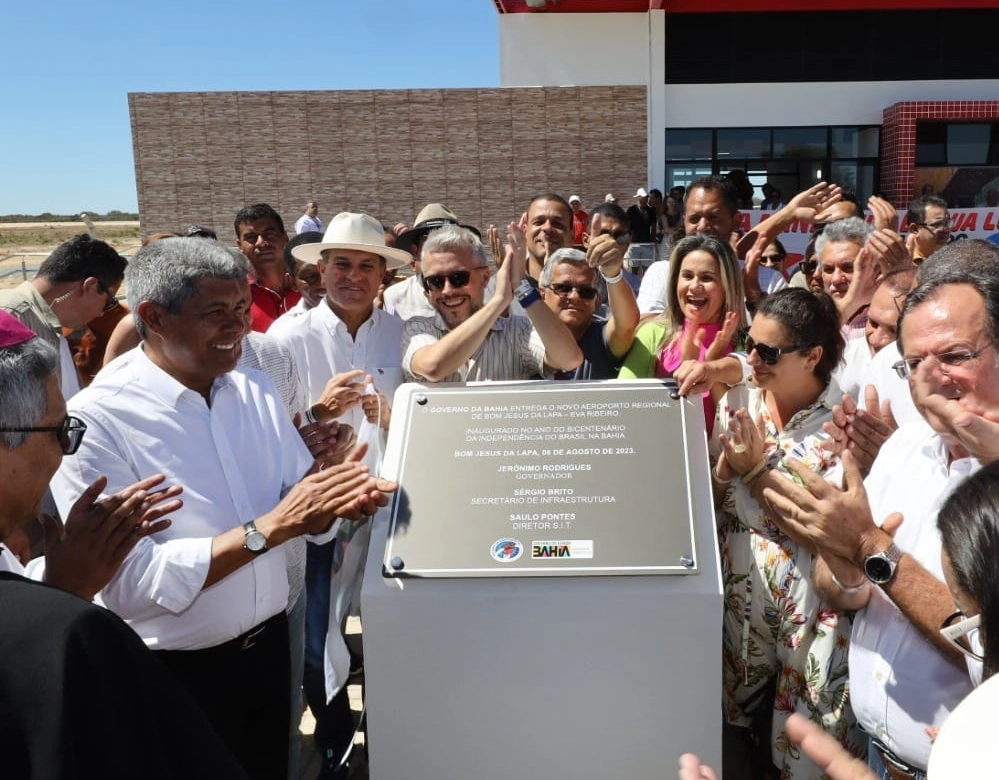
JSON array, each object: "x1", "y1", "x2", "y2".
[
  {"x1": 863, "y1": 542, "x2": 903, "y2": 585},
  {"x1": 243, "y1": 521, "x2": 268, "y2": 554}
]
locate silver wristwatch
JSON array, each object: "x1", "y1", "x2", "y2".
[
  {"x1": 863, "y1": 542, "x2": 902, "y2": 585},
  {"x1": 243, "y1": 521, "x2": 268, "y2": 554}
]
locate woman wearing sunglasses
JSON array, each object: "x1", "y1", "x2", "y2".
[
  {"x1": 711, "y1": 288, "x2": 855, "y2": 780},
  {"x1": 617, "y1": 234, "x2": 746, "y2": 432}
]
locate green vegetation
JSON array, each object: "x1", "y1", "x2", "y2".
[{"x1": 0, "y1": 210, "x2": 139, "y2": 223}]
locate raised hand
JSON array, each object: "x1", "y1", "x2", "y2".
[{"x1": 43, "y1": 474, "x2": 183, "y2": 601}]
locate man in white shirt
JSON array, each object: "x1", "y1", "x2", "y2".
[
  {"x1": 50, "y1": 237, "x2": 395, "y2": 780},
  {"x1": 295, "y1": 201, "x2": 324, "y2": 235},
  {"x1": 636, "y1": 176, "x2": 789, "y2": 317},
  {"x1": 761, "y1": 243, "x2": 999, "y2": 777},
  {"x1": 269, "y1": 212, "x2": 411, "y2": 779},
  {"x1": 0, "y1": 315, "x2": 252, "y2": 779}
]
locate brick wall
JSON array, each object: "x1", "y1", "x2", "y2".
[
  {"x1": 881, "y1": 100, "x2": 999, "y2": 207},
  {"x1": 129, "y1": 86, "x2": 648, "y2": 240}
]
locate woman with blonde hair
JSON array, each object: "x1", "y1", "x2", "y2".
[{"x1": 618, "y1": 234, "x2": 746, "y2": 431}]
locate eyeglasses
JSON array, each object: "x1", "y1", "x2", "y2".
[
  {"x1": 97, "y1": 283, "x2": 120, "y2": 313},
  {"x1": 548, "y1": 283, "x2": 599, "y2": 300},
  {"x1": 940, "y1": 610, "x2": 983, "y2": 661},
  {"x1": 745, "y1": 335, "x2": 804, "y2": 366},
  {"x1": 760, "y1": 254, "x2": 784, "y2": 266},
  {"x1": 422, "y1": 268, "x2": 484, "y2": 292},
  {"x1": 797, "y1": 259, "x2": 818, "y2": 275},
  {"x1": 916, "y1": 217, "x2": 952, "y2": 232},
  {"x1": 891, "y1": 345, "x2": 991, "y2": 380},
  {"x1": 0, "y1": 415, "x2": 88, "y2": 455}
]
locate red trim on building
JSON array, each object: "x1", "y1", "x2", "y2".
[
  {"x1": 495, "y1": 0, "x2": 999, "y2": 11},
  {"x1": 882, "y1": 101, "x2": 999, "y2": 207}
]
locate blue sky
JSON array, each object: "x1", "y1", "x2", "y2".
[{"x1": 1, "y1": 0, "x2": 499, "y2": 215}]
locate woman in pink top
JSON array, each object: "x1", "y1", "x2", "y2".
[{"x1": 619, "y1": 234, "x2": 746, "y2": 432}]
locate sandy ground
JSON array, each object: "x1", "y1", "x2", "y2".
[{"x1": 0, "y1": 221, "x2": 141, "y2": 290}]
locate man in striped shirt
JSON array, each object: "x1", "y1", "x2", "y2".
[{"x1": 402, "y1": 224, "x2": 581, "y2": 383}]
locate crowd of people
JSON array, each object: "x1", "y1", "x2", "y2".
[{"x1": 0, "y1": 175, "x2": 997, "y2": 780}]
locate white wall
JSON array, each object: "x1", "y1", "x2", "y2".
[
  {"x1": 499, "y1": 12, "x2": 650, "y2": 87},
  {"x1": 660, "y1": 80, "x2": 999, "y2": 128}
]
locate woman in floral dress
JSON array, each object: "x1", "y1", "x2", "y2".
[{"x1": 712, "y1": 288, "x2": 865, "y2": 780}]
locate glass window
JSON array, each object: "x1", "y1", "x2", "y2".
[
  {"x1": 665, "y1": 129, "x2": 712, "y2": 160},
  {"x1": 948, "y1": 123, "x2": 991, "y2": 165},
  {"x1": 666, "y1": 164, "x2": 713, "y2": 190},
  {"x1": 773, "y1": 128, "x2": 826, "y2": 158},
  {"x1": 717, "y1": 129, "x2": 770, "y2": 159},
  {"x1": 916, "y1": 122, "x2": 948, "y2": 166},
  {"x1": 832, "y1": 127, "x2": 879, "y2": 158}
]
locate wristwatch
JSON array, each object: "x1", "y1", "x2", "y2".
[
  {"x1": 863, "y1": 542, "x2": 903, "y2": 585},
  {"x1": 243, "y1": 521, "x2": 268, "y2": 554},
  {"x1": 514, "y1": 279, "x2": 541, "y2": 308}
]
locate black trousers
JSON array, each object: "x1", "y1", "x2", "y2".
[{"x1": 156, "y1": 612, "x2": 291, "y2": 780}]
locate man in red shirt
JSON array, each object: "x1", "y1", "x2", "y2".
[
  {"x1": 569, "y1": 195, "x2": 588, "y2": 247},
  {"x1": 235, "y1": 204, "x2": 301, "y2": 332}
]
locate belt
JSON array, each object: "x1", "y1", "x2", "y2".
[
  {"x1": 874, "y1": 742, "x2": 923, "y2": 780},
  {"x1": 157, "y1": 612, "x2": 286, "y2": 657}
]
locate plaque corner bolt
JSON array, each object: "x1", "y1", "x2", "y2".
[
  {"x1": 680, "y1": 555, "x2": 695, "y2": 569},
  {"x1": 415, "y1": 395, "x2": 428, "y2": 406},
  {"x1": 390, "y1": 556, "x2": 405, "y2": 571}
]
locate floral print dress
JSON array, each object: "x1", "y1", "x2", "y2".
[{"x1": 713, "y1": 380, "x2": 866, "y2": 780}]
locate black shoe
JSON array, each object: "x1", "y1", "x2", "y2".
[{"x1": 317, "y1": 748, "x2": 349, "y2": 780}]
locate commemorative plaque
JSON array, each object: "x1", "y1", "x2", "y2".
[{"x1": 382, "y1": 379, "x2": 705, "y2": 577}]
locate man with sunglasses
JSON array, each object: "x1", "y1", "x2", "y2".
[
  {"x1": 385, "y1": 203, "x2": 480, "y2": 321},
  {"x1": 759, "y1": 243, "x2": 999, "y2": 779},
  {"x1": 540, "y1": 240, "x2": 638, "y2": 380},
  {"x1": 403, "y1": 223, "x2": 581, "y2": 382},
  {"x1": 906, "y1": 195, "x2": 951, "y2": 264},
  {"x1": 0, "y1": 233, "x2": 126, "y2": 400}
]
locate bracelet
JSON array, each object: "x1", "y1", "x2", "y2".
[
  {"x1": 304, "y1": 406, "x2": 319, "y2": 425},
  {"x1": 830, "y1": 571, "x2": 869, "y2": 594},
  {"x1": 740, "y1": 460, "x2": 769, "y2": 485},
  {"x1": 601, "y1": 269, "x2": 624, "y2": 285}
]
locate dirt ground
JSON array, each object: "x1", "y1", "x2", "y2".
[{"x1": 0, "y1": 221, "x2": 141, "y2": 290}]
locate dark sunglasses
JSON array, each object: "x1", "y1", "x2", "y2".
[
  {"x1": 185, "y1": 225, "x2": 218, "y2": 239},
  {"x1": 797, "y1": 260, "x2": 818, "y2": 274},
  {"x1": 422, "y1": 269, "x2": 475, "y2": 291},
  {"x1": 0, "y1": 415, "x2": 88, "y2": 455},
  {"x1": 98, "y1": 283, "x2": 120, "y2": 313},
  {"x1": 745, "y1": 335, "x2": 804, "y2": 366},
  {"x1": 548, "y1": 282, "x2": 599, "y2": 300}
]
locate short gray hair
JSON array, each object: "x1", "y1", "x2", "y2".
[
  {"x1": 421, "y1": 225, "x2": 488, "y2": 267},
  {"x1": 127, "y1": 237, "x2": 250, "y2": 338},
  {"x1": 814, "y1": 216, "x2": 874, "y2": 259},
  {"x1": 0, "y1": 337, "x2": 58, "y2": 449},
  {"x1": 540, "y1": 248, "x2": 592, "y2": 287}
]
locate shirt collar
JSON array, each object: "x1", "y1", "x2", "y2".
[
  {"x1": 132, "y1": 345, "x2": 234, "y2": 407},
  {"x1": 19, "y1": 281, "x2": 61, "y2": 330}
]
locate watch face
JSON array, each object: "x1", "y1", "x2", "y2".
[
  {"x1": 245, "y1": 530, "x2": 267, "y2": 553},
  {"x1": 865, "y1": 555, "x2": 894, "y2": 584}
]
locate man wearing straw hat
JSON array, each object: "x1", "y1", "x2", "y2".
[{"x1": 271, "y1": 211, "x2": 411, "y2": 780}]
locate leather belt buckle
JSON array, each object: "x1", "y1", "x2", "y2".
[{"x1": 240, "y1": 623, "x2": 267, "y2": 651}]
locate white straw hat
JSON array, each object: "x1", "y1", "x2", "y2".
[{"x1": 291, "y1": 212, "x2": 412, "y2": 270}]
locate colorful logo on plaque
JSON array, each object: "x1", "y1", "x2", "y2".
[
  {"x1": 490, "y1": 538, "x2": 524, "y2": 562},
  {"x1": 531, "y1": 540, "x2": 594, "y2": 559}
]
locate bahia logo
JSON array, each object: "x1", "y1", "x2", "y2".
[{"x1": 490, "y1": 538, "x2": 524, "y2": 563}]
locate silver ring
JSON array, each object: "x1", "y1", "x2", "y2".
[{"x1": 732, "y1": 443, "x2": 748, "y2": 454}]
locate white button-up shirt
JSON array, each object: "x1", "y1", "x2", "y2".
[
  {"x1": 269, "y1": 298, "x2": 404, "y2": 434},
  {"x1": 50, "y1": 347, "x2": 315, "y2": 651},
  {"x1": 851, "y1": 422, "x2": 977, "y2": 769}
]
